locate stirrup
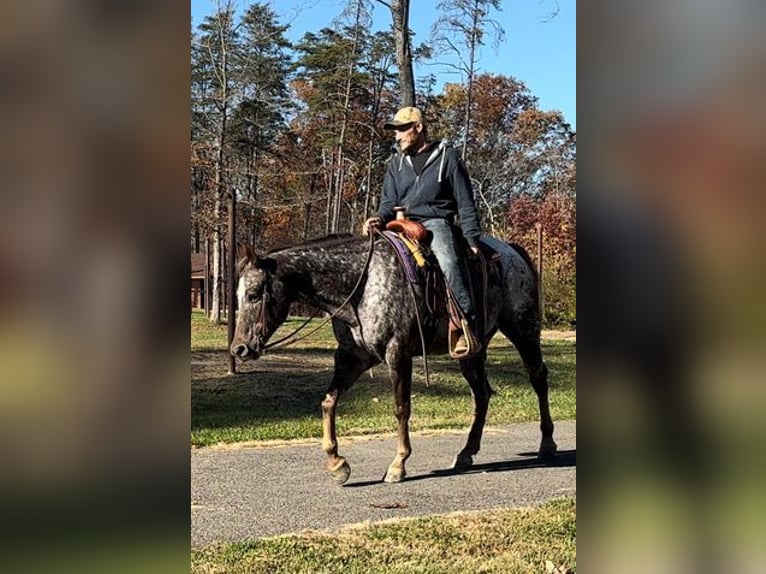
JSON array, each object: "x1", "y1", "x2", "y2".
[{"x1": 449, "y1": 319, "x2": 481, "y2": 359}]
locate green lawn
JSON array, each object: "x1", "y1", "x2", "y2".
[
  {"x1": 191, "y1": 310, "x2": 575, "y2": 447},
  {"x1": 191, "y1": 497, "x2": 576, "y2": 574}
]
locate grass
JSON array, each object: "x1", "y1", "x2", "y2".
[
  {"x1": 191, "y1": 496, "x2": 576, "y2": 574},
  {"x1": 191, "y1": 310, "x2": 576, "y2": 447}
]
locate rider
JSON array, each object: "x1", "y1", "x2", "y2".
[{"x1": 363, "y1": 106, "x2": 482, "y2": 355}]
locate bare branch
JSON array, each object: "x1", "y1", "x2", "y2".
[{"x1": 540, "y1": 0, "x2": 560, "y2": 23}]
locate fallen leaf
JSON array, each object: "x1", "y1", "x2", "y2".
[{"x1": 370, "y1": 501, "x2": 408, "y2": 509}]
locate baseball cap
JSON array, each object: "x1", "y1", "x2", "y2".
[{"x1": 383, "y1": 106, "x2": 423, "y2": 129}]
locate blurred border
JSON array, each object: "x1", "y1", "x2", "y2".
[
  {"x1": 0, "y1": 2, "x2": 190, "y2": 572},
  {"x1": 579, "y1": 1, "x2": 766, "y2": 572}
]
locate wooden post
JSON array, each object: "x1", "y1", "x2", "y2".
[{"x1": 227, "y1": 186, "x2": 237, "y2": 375}]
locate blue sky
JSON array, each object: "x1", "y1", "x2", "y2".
[{"x1": 191, "y1": 0, "x2": 575, "y2": 129}]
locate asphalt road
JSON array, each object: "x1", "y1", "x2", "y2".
[{"x1": 191, "y1": 420, "x2": 576, "y2": 548}]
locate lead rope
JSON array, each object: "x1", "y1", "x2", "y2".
[
  {"x1": 262, "y1": 233, "x2": 377, "y2": 351},
  {"x1": 375, "y1": 229, "x2": 430, "y2": 388}
]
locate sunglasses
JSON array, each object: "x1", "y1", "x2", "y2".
[{"x1": 393, "y1": 123, "x2": 416, "y2": 132}]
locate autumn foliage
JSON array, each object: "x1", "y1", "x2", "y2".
[{"x1": 191, "y1": 4, "x2": 575, "y2": 327}]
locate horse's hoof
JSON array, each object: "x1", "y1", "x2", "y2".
[
  {"x1": 329, "y1": 460, "x2": 351, "y2": 485},
  {"x1": 538, "y1": 439, "x2": 558, "y2": 460},
  {"x1": 452, "y1": 453, "x2": 474, "y2": 469},
  {"x1": 383, "y1": 467, "x2": 406, "y2": 483}
]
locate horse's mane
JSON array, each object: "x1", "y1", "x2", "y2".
[{"x1": 266, "y1": 234, "x2": 363, "y2": 255}]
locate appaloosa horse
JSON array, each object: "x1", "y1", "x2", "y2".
[{"x1": 230, "y1": 233, "x2": 556, "y2": 484}]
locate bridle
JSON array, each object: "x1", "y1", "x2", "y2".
[
  {"x1": 252, "y1": 280, "x2": 322, "y2": 353},
  {"x1": 246, "y1": 233, "x2": 376, "y2": 353},
  {"x1": 252, "y1": 285, "x2": 271, "y2": 353}
]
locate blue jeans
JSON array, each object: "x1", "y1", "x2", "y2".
[{"x1": 422, "y1": 218, "x2": 475, "y2": 324}]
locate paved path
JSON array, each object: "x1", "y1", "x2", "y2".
[{"x1": 192, "y1": 420, "x2": 576, "y2": 547}]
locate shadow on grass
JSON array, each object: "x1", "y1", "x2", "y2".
[
  {"x1": 192, "y1": 346, "x2": 341, "y2": 358},
  {"x1": 192, "y1": 373, "x2": 326, "y2": 431},
  {"x1": 343, "y1": 449, "x2": 577, "y2": 488},
  {"x1": 191, "y1": 340, "x2": 576, "y2": 434}
]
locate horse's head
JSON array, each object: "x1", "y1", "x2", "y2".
[{"x1": 230, "y1": 247, "x2": 290, "y2": 361}]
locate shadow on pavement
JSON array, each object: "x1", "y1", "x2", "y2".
[{"x1": 343, "y1": 449, "x2": 576, "y2": 488}]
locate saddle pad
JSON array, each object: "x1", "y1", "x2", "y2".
[{"x1": 382, "y1": 231, "x2": 420, "y2": 284}]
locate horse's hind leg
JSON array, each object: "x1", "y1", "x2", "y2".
[
  {"x1": 453, "y1": 350, "x2": 491, "y2": 469},
  {"x1": 322, "y1": 345, "x2": 377, "y2": 485},
  {"x1": 503, "y1": 327, "x2": 557, "y2": 459}
]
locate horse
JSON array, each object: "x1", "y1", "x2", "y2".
[{"x1": 230, "y1": 233, "x2": 556, "y2": 484}]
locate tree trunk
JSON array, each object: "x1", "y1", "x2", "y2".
[
  {"x1": 363, "y1": 137, "x2": 374, "y2": 219},
  {"x1": 303, "y1": 173, "x2": 316, "y2": 240},
  {"x1": 204, "y1": 236, "x2": 210, "y2": 316},
  {"x1": 246, "y1": 141, "x2": 256, "y2": 247},
  {"x1": 333, "y1": 161, "x2": 345, "y2": 232},
  {"x1": 226, "y1": 184, "x2": 237, "y2": 374},
  {"x1": 462, "y1": 0, "x2": 481, "y2": 160},
  {"x1": 211, "y1": 220, "x2": 222, "y2": 323},
  {"x1": 332, "y1": 0, "x2": 364, "y2": 233},
  {"x1": 210, "y1": 106, "x2": 227, "y2": 324},
  {"x1": 209, "y1": 5, "x2": 230, "y2": 324},
  {"x1": 324, "y1": 148, "x2": 333, "y2": 234},
  {"x1": 391, "y1": 0, "x2": 415, "y2": 106},
  {"x1": 363, "y1": 54, "x2": 386, "y2": 221}
]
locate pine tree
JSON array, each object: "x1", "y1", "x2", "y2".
[{"x1": 230, "y1": 2, "x2": 292, "y2": 248}]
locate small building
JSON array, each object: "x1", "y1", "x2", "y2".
[{"x1": 191, "y1": 252, "x2": 207, "y2": 309}]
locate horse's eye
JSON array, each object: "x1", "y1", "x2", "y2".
[{"x1": 247, "y1": 293, "x2": 259, "y2": 304}]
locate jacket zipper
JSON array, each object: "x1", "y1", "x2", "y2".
[{"x1": 405, "y1": 142, "x2": 445, "y2": 212}]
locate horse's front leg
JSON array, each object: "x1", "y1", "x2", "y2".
[
  {"x1": 383, "y1": 344, "x2": 413, "y2": 483},
  {"x1": 322, "y1": 345, "x2": 376, "y2": 485},
  {"x1": 321, "y1": 388, "x2": 351, "y2": 484}
]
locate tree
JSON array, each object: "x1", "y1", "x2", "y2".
[
  {"x1": 229, "y1": 2, "x2": 292, "y2": 248},
  {"x1": 431, "y1": 0, "x2": 505, "y2": 159},
  {"x1": 330, "y1": 0, "x2": 372, "y2": 232},
  {"x1": 360, "y1": 31, "x2": 399, "y2": 220},
  {"x1": 193, "y1": 1, "x2": 241, "y2": 323},
  {"x1": 507, "y1": 190, "x2": 576, "y2": 327},
  {"x1": 188, "y1": 2, "x2": 574, "y2": 326},
  {"x1": 374, "y1": 0, "x2": 416, "y2": 106},
  {"x1": 292, "y1": 18, "x2": 392, "y2": 236},
  {"x1": 192, "y1": 2, "x2": 295, "y2": 325},
  {"x1": 426, "y1": 74, "x2": 574, "y2": 237}
]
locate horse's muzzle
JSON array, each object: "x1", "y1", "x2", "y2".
[{"x1": 230, "y1": 341, "x2": 261, "y2": 361}]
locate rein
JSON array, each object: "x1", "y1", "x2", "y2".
[{"x1": 258, "y1": 233, "x2": 377, "y2": 351}]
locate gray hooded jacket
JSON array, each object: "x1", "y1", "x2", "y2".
[{"x1": 376, "y1": 140, "x2": 481, "y2": 247}]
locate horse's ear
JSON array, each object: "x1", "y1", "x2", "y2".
[
  {"x1": 254, "y1": 255, "x2": 277, "y2": 273},
  {"x1": 235, "y1": 244, "x2": 253, "y2": 261},
  {"x1": 235, "y1": 245, "x2": 276, "y2": 273},
  {"x1": 236, "y1": 245, "x2": 257, "y2": 274}
]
